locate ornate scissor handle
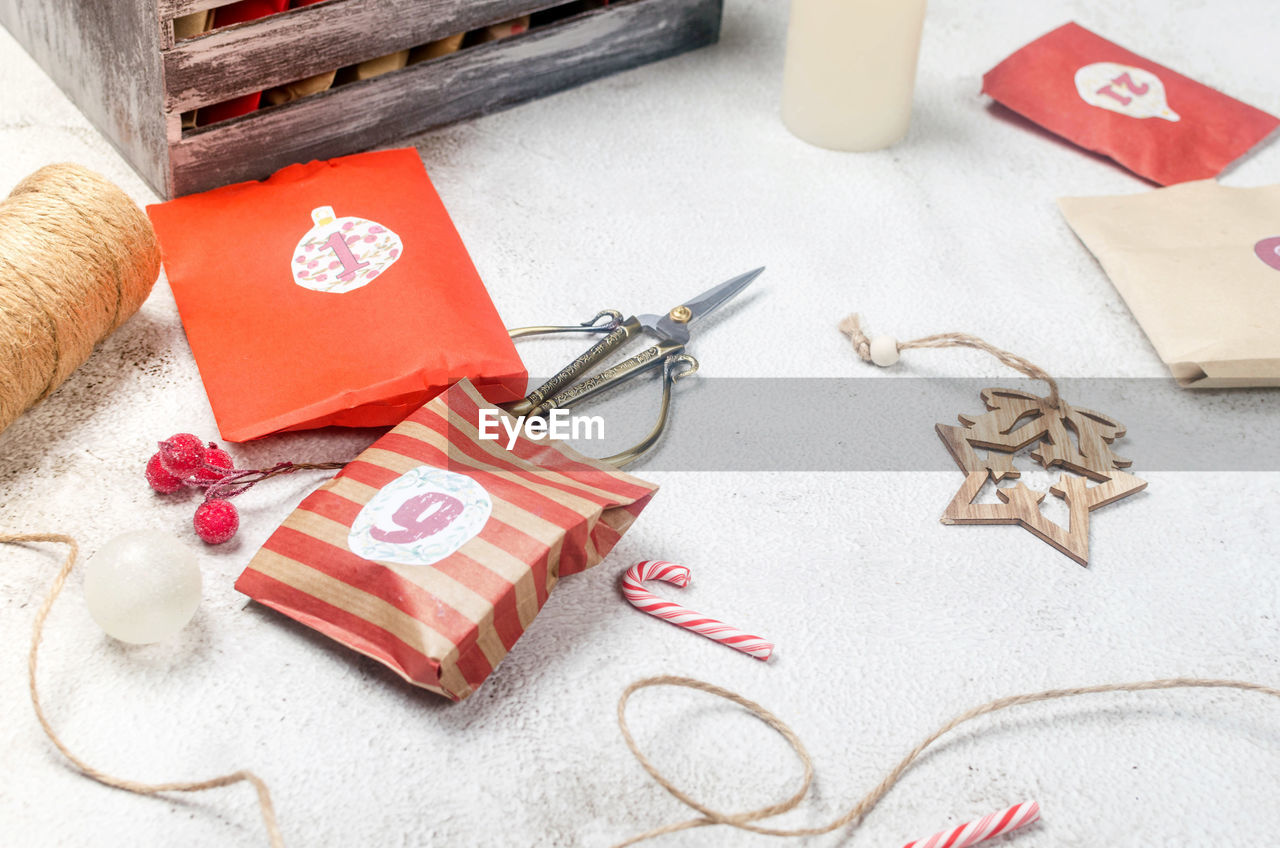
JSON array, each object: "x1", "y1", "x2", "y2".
[
  {"x1": 601, "y1": 353, "x2": 699, "y2": 468},
  {"x1": 506, "y1": 310, "x2": 623, "y2": 340},
  {"x1": 504, "y1": 313, "x2": 642, "y2": 418}
]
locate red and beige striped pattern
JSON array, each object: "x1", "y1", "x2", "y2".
[
  {"x1": 621, "y1": 560, "x2": 774, "y2": 661},
  {"x1": 901, "y1": 801, "x2": 1041, "y2": 848},
  {"x1": 236, "y1": 380, "x2": 658, "y2": 701}
]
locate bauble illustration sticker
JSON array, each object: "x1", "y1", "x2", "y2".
[
  {"x1": 292, "y1": 206, "x2": 402, "y2": 293},
  {"x1": 1254, "y1": 236, "x2": 1280, "y2": 272},
  {"x1": 348, "y1": 466, "x2": 492, "y2": 567},
  {"x1": 1075, "y1": 62, "x2": 1180, "y2": 122}
]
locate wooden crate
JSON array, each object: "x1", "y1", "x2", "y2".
[{"x1": 0, "y1": 0, "x2": 721, "y2": 198}]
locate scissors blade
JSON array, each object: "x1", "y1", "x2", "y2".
[
  {"x1": 680, "y1": 266, "x2": 764, "y2": 324},
  {"x1": 638, "y1": 267, "x2": 763, "y2": 344}
]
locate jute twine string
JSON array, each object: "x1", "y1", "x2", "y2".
[
  {"x1": 839, "y1": 314, "x2": 1062, "y2": 409},
  {"x1": 8, "y1": 533, "x2": 1278, "y2": 846},
  {"x1": 2, "y1": 533, "x2": 284, "y2": 847},
  {"x1": 614, "y1": 675, "x2": 1280, "y2": 846},
  {"x1": 0, "y1": 164, "x2": 160, "y2": 436}
]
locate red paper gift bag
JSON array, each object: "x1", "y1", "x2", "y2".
[
  {"x1": 147, "y1": 149, "x2": 526, "y2": 441},
  {"x1": 235, "y1": 380, "x2": 658, "y2": 700},
  {"x1": 983, "y1": 22, "x2": 1279, "y2": 185}
]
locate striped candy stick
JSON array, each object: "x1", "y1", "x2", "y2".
[
  {"x1": 621, "y1": 560, "x2": 774, "y2": 661},
  {"x1": 902, "y1": 801, "x2": 1040, "y2": 848}
]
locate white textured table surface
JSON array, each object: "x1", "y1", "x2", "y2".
[{"x1": 3, "y1": 1, "x2": 1279, "y2": 845}]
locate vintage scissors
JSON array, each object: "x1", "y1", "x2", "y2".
[{"x1": 504, "y1": 267, "x2": 763, "y2": 466}]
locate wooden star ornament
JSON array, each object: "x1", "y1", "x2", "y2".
[{"x1": 936, "y1": 389, "x2": 1146, "y2": 565}]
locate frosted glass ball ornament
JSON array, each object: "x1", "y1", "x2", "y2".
[{"x1": 83, "y1": 530, "x2": 202, "y2": 644}]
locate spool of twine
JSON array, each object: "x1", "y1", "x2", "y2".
[{"x1": 0, "y1": 163, "x2": 160, "y2": 436}]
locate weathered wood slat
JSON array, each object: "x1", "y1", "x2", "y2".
[
  {"x1": 159, "y1": 0, "x2": 256, "y2": 21},
  {"x1": 0, "y1": 0, "x2": 169, "y2": 192},
  {"x1": 163, "y1": 0, "x2": 568, "y2": 111},
  {"x1": 170, "y1": 0, "x2": 722, "y2": 196},
  {"x1": 4, "y1": 0, "x2": 721, "y2": 197}
]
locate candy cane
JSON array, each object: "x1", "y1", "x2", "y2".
[
  {"x1": 621, "y1": 561, "x2": 774, "y2": 661},
  {"x1": 901, "y1": 801, "x2": 1040, "y2": 848}
]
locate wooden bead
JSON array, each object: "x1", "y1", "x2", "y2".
[{"x1": 869, "y1": 335, "x2": 900, "y2": 366}]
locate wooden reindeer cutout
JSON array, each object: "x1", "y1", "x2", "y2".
[
  {"x1": 936, "y1": 389, "x2": 1146, "y2": 565},
  {"x1": 839, "y1": 313, "x2": 1149, "y2": 567}
]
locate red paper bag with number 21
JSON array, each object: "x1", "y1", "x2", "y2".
[{"x1": 983, "y1": 23, "x2": 1279, "y2": 185}]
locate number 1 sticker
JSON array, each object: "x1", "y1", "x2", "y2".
[{"x1": 292, "y1": 206, "x2": 403, "y2": 293}]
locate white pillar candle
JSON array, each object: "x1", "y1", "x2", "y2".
[{"x1": 781, "y1": 0, "x2": 928, "y2": 151}]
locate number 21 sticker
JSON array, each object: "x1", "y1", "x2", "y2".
[
  {"x1": 292, "y1": 205, "x2": 403, "y2": 293},
  {"x1": 1075, "y1": 62, "x2": 1180, "y2": 122}
]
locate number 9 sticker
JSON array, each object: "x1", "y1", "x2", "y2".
[
  {"x1": 348, "y1": 466, "x2": 492, "y2": 566},
  {"x1": 292, "y1": 206, "x2": 403, "y2": 293},
  {"x1": 1075, "y1": 62, "x2": 1180, "y2": 122}
]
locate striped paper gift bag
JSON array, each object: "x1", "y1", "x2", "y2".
[{"x1": 235, "y1": 379, "x2": 658, "y2": 700}]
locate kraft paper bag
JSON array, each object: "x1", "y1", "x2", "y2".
[
  {"x1": 236, "y1": 380, "x2": 658, "y2": 700},
  {"x1": 148, "y1": 149, "x2": 527, "y2": 441},
  {"x1": 1059, "y1": 180, "x2": 1280, "y2": 387}
]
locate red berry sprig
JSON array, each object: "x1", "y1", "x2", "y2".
[
  {"x1": 147, "y1": 433, "x2": 344, "y2": 545},
  {"x1": 193, "y1": 498, "x2": 239, "y2": 545}
]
